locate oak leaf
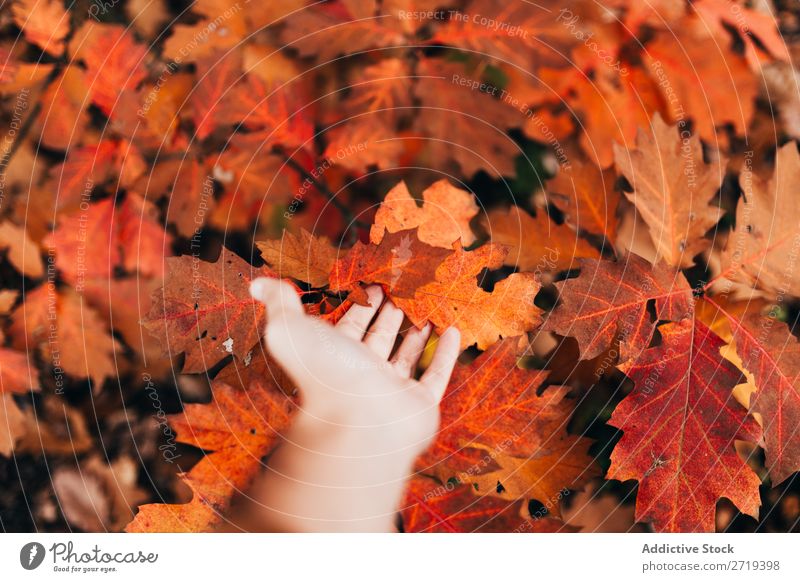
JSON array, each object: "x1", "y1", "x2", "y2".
[
  {"x1": 126, "y1": 379, "x2": 295, "y2": 532},
  {"x1": 611, "y1": 319, "x2": 762, "y2": 532},
  {"x1": 728, "y1": 311, "x2": 800, "y2": 485},
  {"x1": 142, "y1": 248, "x2": 274, "y2": 373},
  {"x1": 545, "y1": 254, "x2": 694, "y2": 362},
  {"x1": 330, "y1": 229, "x2": 450, "y2": 304},
  {"x1": 613, "y1": 114, "x2": 725, "y2": 268},
  {"x1": 257, "y1": 229, "x2": 338, "y2": 288},
  {"x1": 721, "y1": 142, "x2": 800, "y2": 297},
  {"x1": 482, "y1": 206, "x2": 599, "y2": 273},
  {"x1": 370, "y1": 180, "x2": 478, "y2": 249},
  {"x1": 395, "y1": 244, "x2": 542, "y2": 350}
]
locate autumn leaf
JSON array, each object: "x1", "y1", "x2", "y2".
[
  {"x1": 0, "y1": 221, "x2": 44, "y2": 278},
  {"x1": 0, "y1": 347, "x2": 40, "y2": 394},
  {"x1": 0, "y1": 394, "x2": 26, "y2": 457},
  {"x1": 545, "y1": 254, "x2": 694, "y2": 362},
  {"x1": 417, "y1": 339, "x2": 579, "y2": 481},
  {"x1": 126, "y1": 379, "x2": 295, "y2": 532},
  {"x1": 610, "y1": 319, "x2": 762, "y2": 532},
  {"x1": 9, "y1": 287, "x2": 118, "y2": 388},
  {"x1": 547, "y1": 154, "x2": 620, "y2": 242},
  {"x1": 613, "y1": 114, "x2": 725, "y2": 268},
  {"x1": 370, "y1": 180, "x2": 478, "y2": 249},
  {"x1": 330, "y1": 229, "x2": 451, "y2": 304},
  {"x1": 395, "y1": 243, "x2": 541, "y2": 350},
  {"x1": 47, "y1": 141, "x2": 118, "y2": 210},
  {"x1": 482, "y1": 205, "x2": 599, "y2": 272},
  {"x1": 12, "y1": 0, "x2": 70, "y2": 57},
  {"x1": 279, "y1": 0, "x2": 404, "y2": 61},
  {"x1": 413, "y1": 58, "x2": 523, "y2": 178},
  {"x1": 401, "y1": 475, "x2": 531, "y2": 533},
  {"x1": 257, "y1": 229, "x2": 338, "y2": 288},
  {"x1": 465, "y1": 440, "x2": 597, "y2": 519},
  {"x1": 725, "y1": 310, "x2": 800, "y2": 485},
  {"x1": 721, "y1": 142, "x2": 800, "y2": 297},
  {"x1": 644, "y1": 28, "x2": 757, "y2": 141},
  {"x1": 142, "y1": 248, "x2": 274, "y2": 373},
  {"x1": 81, "y1": 25, "x2": 148, "y2": 116}
]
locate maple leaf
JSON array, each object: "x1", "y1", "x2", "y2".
[
  {"x1": 724, "y1": 310, "x2": 800, "y2": 485},
  {"x1": 142, "y1": 248, "x2": 274, "y2": 373},
  {"x1": 35, "y1": 65, "x2": 90, "y2": 151},
  {"x1": 43, "y1": 198, "x2": 122, "y2": 291},
  {"x1": 126, "y1": 379, "x2": 295, "y2": 532},
  {"x1": 45, "y1": 195, "x2": 171, "y2": 285},
  {"x1": 610, "y1": 318, "x2": 762, "y2": 532},
  {"x1": 401, "y1": 476, "x2": 532, "y2": 533},
  {"x1": 547, "y1": 154, "x2": 620, "y2": 242},
  {"x1": 257, "y1": 229, "x2": 338, "y2": 288},
  {"x1": 148, "y1": 158, "x2": 216, "y2": 238},
  {"x1": 412, "y1": 58, "x2": 522, "y2": 178},
  {"x1": 644, "y1": 28, "x2": 757, "y2": 141},
  {"x1": 330, "y1": 229, "x2": 450, "y2": 304},
  {"x1": 81, "y1": 25, "x2": 148, "y2": 116},
  {"x1": 417, "y1": 339, "x2": 579, "y2": 481},
  {"x1": 370, "y1": 180, "x2": 478, "y2": 249},
  {"x1": 545, "y1": 254, "x2": 694, "y2": 362},
  {"x1": 0, "y1": 394, "x2": 26, "y2": 457},
  {"x1": 721, "y1": 142, "x2": 800, "y2": 297},
  {"x1": 12, "y1": 0, "x2": 70, "y2": 57},
  {"x1": 395, "y1": 243, "x2": 542, "y2": 350},
  {"x1": 223, "y1": 76, "x2": 314, "y2": 152},
  {"x1": 613, "y1": 114, "x2": 725, "y2": 268},
  {"x1": 482, "y1": 206, "x2": 599, "y2": 273}
]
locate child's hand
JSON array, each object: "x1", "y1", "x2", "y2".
[{"x1": 247, "y1": 277, "x2": 460, "y2": 531}]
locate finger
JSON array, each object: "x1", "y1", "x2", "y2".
[
  {"x1": 363, "y1": 301, "x2": 405, "y2": 360},
  {"x1": 336, "y1": 285, "x2": 383, "y2": 340},
  {"x1": 420, "y1": 327, "x2": 461, "y2": 402},
  {"x1": 250, "y1": 277, "x2": 303, "y2": 320},
  {"x1": 390, "y1": 323, "x2": 432, "y2": 378}
]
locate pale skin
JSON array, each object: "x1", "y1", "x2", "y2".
[{"x1": 245, "y1": 277, "x2": 461, "y2": 532}]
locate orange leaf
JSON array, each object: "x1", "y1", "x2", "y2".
[{"x1": 370, "y1": 180, "x2": 478, "y2": 249}]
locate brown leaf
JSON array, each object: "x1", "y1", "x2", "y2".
[
  {"x1": 545, "y1": 254, "x2": 694, "y2": 362},
  {"x1": 483, "y1": 206, "x2": 599, "y2": 272},
  {"x1": 613, "y1": 114, "x2": 725, "y2": 268},
  {"x1": 257, "y1": 229, "x2": 338, "y2": 287},
  {"x1": 142, "y1": 248, "x2": 273, "y2": 373}
]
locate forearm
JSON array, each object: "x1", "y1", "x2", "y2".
[{"x1": 253, "y1": 409, "x2": 420, "y2": 532}]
